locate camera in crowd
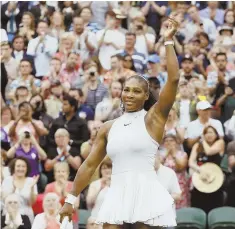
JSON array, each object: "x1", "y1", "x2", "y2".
[
  {"x1": 24, "y1": 131, "x2": 31, "y2": 139},
  {"x1": 137, "y1": 25, "x2": 143, "y2": 31},
  {"x1": 89, "y1": 71, "x2": 95, "y2": 77}
]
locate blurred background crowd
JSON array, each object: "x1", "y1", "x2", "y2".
[{"x1": 1, "y1": 1, "x2": 235, "y2": 229}]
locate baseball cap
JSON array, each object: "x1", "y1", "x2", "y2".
[
  {"x1": 196, "y1": 100, "x2": 212, "y2": 110},
  {"x1": 219, "y1": 25, "x2": 233, "y2": 35},
  {"x1": 112, "y1": 8, "x2": 126, "y2": 19},
  {"x1": 147, "y1": 54, "x2": 160, "y2": 64},
  {"x1": 182, "y1": 54, "x2": 193, "y2": 62}
]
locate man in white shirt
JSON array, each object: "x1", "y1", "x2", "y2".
[
  {"x1": 1, "y1": 28, "x2": 8, "y2": 42},
  {"x1": 27, "y1": 20, "x2": 58, "y2": 78},
  {"x1": 183, "y1": 5, "x2": 217, "y2": 42},
  {"x1": 155, "y1": 158, "x2": 181, "y2": 229},
  {"x1": 96, "y1": 10, "x2": 125, "y2": 71},
  {"x1": 156, "y1": 164, "x2": 181, "y2": 202},
  {"x1": 185, "y1": 100, "x2": 224, "y2": 149},
  {"x1": 71, "y1": 16, "x2": 97, "y2": 63}
]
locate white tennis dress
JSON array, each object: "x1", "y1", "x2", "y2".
[{"x1": 95, "y1": 109, "x2": 176, "y2": 227}]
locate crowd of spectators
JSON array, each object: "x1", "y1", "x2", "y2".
[{"x1": 1, "y1": 1, "x2": 235, "y2": 228}]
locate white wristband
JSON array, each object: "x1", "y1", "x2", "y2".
[
  {"x1": 65, "y1": 194, "x2": 77, "y2": 207},
  {"x1": 164, "y1": 40, "x2": 174, "y2": 46}
]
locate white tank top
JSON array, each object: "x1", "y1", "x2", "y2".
[{"x1": 107, "y1": 109, "x2": 159, "y2": 174}]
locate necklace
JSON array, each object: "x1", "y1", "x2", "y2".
[{"x1": 123, "y1": 109, "x2": 143, "y2": 126}]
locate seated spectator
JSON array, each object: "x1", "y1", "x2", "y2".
[
  {"x1": 183, "y1": 5, "x2": 217, "y2": 42},
  {"x1": 207, "y1": 53, "x2": 235, "y2": 103},
  {"x1": 86, "y1": 158, "x2": 112, "y2": 228},
  {"x1": 44, "y1": 81, "x2": 63, "y2": 119},
  {"x1": 83, "y1": 63, "x2": 109, "y2": 110},
  {"x1": 189, "y1": 125, "x2": 225, "y2": 213},
  {"x1": 103, "y1": 54, "x2": 135, "y2": 85},
  {"x1": 117, "y1": 32, "x2": 146, "y2": 74},
  {"x1": 54, "y1": 32, "x2": 76, "y2": 64},
  {"x1": 30, "y1": 94, "x2": 54, "y2": 131},
  {"x1": 45, "y1": 128, "x2": 83, "y2": 182},
  {"x1": 199, "y1": 2, "x2": 225, "y2": 27},
  {"x1": 44, "y1": 162, "x2": 79, "y2": 227},
  {"x1": 95, "y1": 80, "x2": 123, "y2": 122},
  {"x1": 140, "y1": 1, "x2": 167, "y2": 36},
  {"x1": 185, "y1": 100, "x2": 224, "y2": 150},
  {"x1": 160, "y1": 134, "x2": 189, "y2": 209},
  {"x1": 30, "y1": 1, "x2": 55, "y2": 25},
  {"x1": 48, "y1": 94, "x2": 89, "y2": 152},
  {"x1": 224, "y1": 110, "x2": 235, "y2": 141},
  {"x1": 2, "y1": 157, "x2": 39, "y2": 224},
  {"x1": 9, "y1": 59, "x2": 40, "y2": 97},
  {"x1": 31, "y1": 193, "x2": 61, "y2": 229},
  {"x1": 79, "y1": 7, "x2": 101, "y2": 34},
  {"x1": 225, "y1": 141, "x2": 235, "y2": 207},
  {"x1": 1, "y1": 2, "x2": 21, "y2": 41},
  {"x1": 179, "y1": 54, "x2": 204, "y2": 82},
  {"x1": 222, "y1": 9, "x2": 235, "y2": 36},
  {"x1": 27, "y1": 20, "x2": 58, "y2": 78},
  {"x1": 42, "y1": 57, "x2": 62, "y2": 91},
  {"x1": 96, "y1": 10, "x2": 125, "y2": 71},
  {"x1": 122, "y1": 54, "x2": 137, "y2": 72},
  {"x1": 70, "y1": 16, "x2": 97, "y2": 63},
  {"x1": 49, "y1": 12, "x2": 65, "y2": 40},
  {"x1": 68, "y1": 88, "x2": 94, "y2": 121},
  {"x1": 59, "y1": 1, "x2": 77, "y2": 31},
  {"x1": 164, "y1": 108, "x2": 185, "y2": 144},
  {"x1": 59, "y1": 51, "x2": 81, "y2": 89},
  {"x1": 9, "y1": 86, "x2": 30, "y2": 119},
  {"x1": 144, "y1": 54, "x2": 160, "y2": 80},
  {"x1": 6, "y1": 131, "x2": 47, "y2": 176},
  {"x1": 1, "y1": 193, "x2": 31, "y2": 229},
  {"x1": 18, "y1": 12, "x2": 36, "y2": 45},
  {"x1": 1, "y1": 42, "x2": 18, "y2": 81},
  {"x1": 187, "y1": 37, "x2": 209, "y2": 78},
  {"x1": 7, "y1": 101, "x2": 48, "y2": 143},
  {"x1": 12, "y1": 35, "x2": 35, "y2": 69},
  {"x1": 174, "y1": 81, "x2": 197, "y2": 128},
  {"x1": 130, "y1": 15, "x2": 155, "y2": 57}
]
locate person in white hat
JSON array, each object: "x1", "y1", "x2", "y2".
[{"x1": 185, "y1": 100, "x2": 224, "y2": 149}]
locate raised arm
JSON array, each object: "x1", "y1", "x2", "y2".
[
  {"x1": 145, "y1": 18, "x2": 180, "y2": 142},
  {"x1": 58, "y1": 120, "x2": 114, "y2": 222}
]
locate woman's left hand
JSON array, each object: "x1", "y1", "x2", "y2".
[
  {"x1": 163, "y1": 17, "x2": 179, "y2": 41},
  {"x1": 31, "y1": 175, "x2": 40, "y2": 188}
]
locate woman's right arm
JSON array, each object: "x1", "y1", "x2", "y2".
[
  {"x1": 6, "y1": 142, "x2": 20, "y2": 158},
  {"x1": 189, "y1": 143, "x2": 200, "y2": 173},
  {"x1": 69, "y1": 121, "x2": 112, "y2": 197}
]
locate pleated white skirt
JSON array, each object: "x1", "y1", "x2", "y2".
[{"x1": 95, "y1": 170, "x2": 176, "y2": 227}]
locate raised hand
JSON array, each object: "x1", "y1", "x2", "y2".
[
  {"x1": 31, "y1": 175, "x2": 40, "y2": 188},
  {"x1": 163, "y1": 17, "x2": 179, "y2": 41}
]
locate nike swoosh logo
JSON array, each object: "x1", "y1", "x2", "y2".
[{"x1": 124, "y1": 123, "x2": 131, "y2": 126}]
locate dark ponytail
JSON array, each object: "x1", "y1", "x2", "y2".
[{"x1": 144, "y1": 90, "x2": 157, "y2": 111}]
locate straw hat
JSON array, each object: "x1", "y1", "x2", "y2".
[{"x1": 192, "y1": 163, "x2": 224, "y2": 193}]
